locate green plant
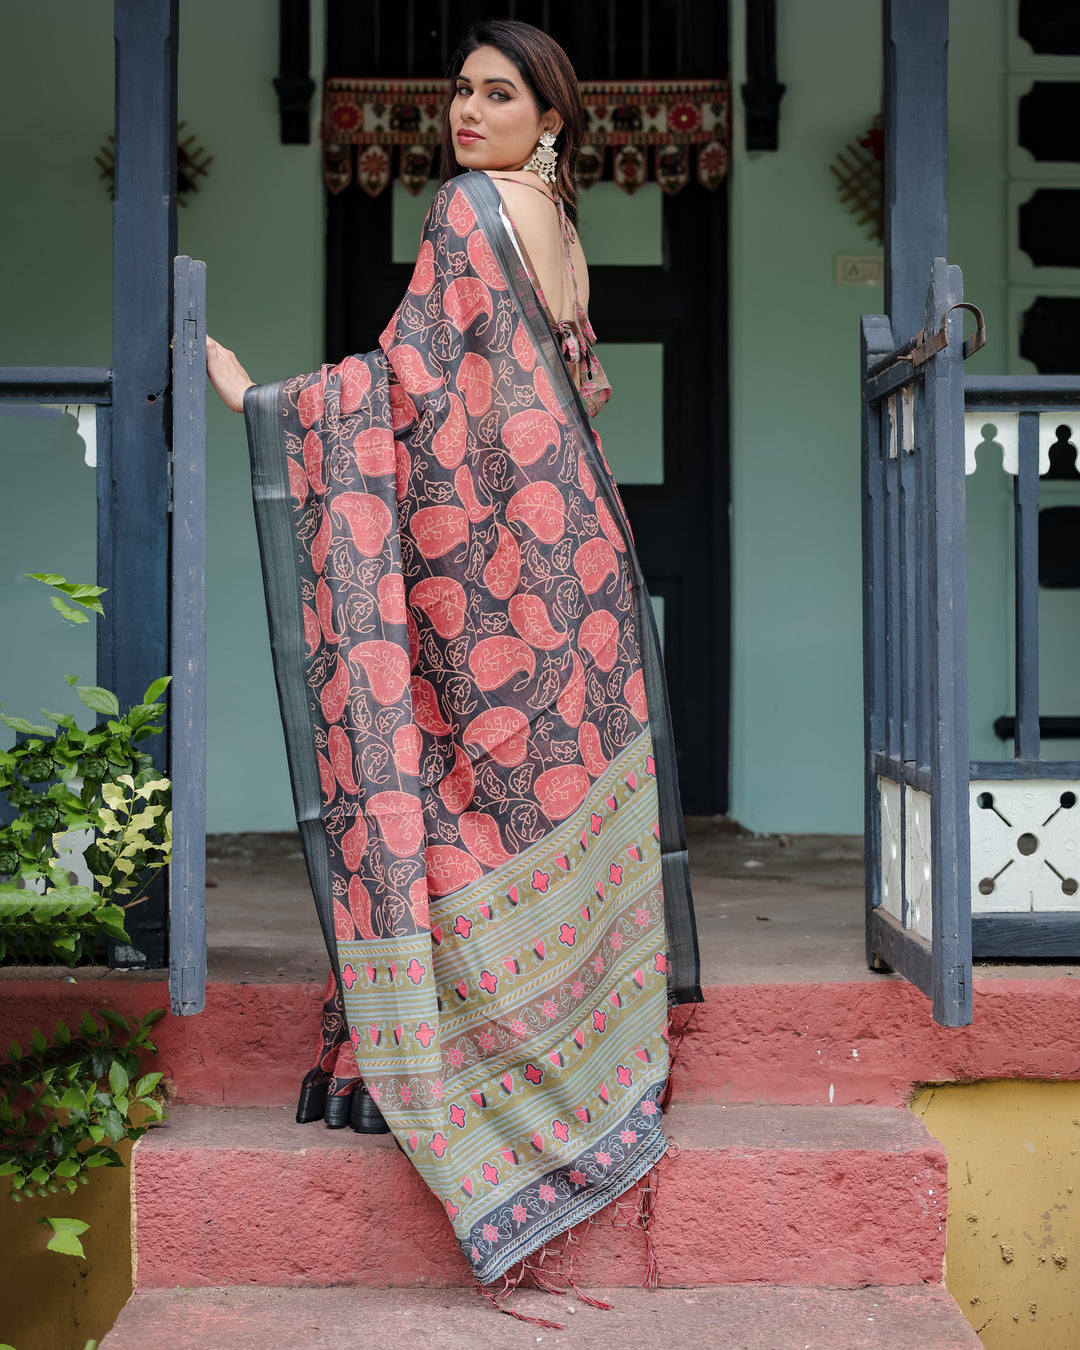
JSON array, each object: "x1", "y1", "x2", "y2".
[
  {"x1": 0, "y1": 1009, "x2": 165, "y2": 1209},
  {"x1": 0, "y1": 575, "x2": 171, "y2": 964}
]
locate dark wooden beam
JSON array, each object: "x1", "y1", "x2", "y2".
[
  {"x1": 883, "y1": 0, "x2": 948, "y2": 343},
  {"x1": 0, "y1": 369, "x2": 112, "y2": 402},
  {"x1": 742, "y1": 0, "x2": 785, "y2": 151},
  {"x1": 103, "y1": 0, "x2": 178, "y2": 967},
  {"x1": 275, "y1": 0, "x2": 317, "y2": 144}
]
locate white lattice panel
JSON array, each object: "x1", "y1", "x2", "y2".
[
  {"x1": 963, "y1": 411, "x2": 1068, "y2": 476},
  {"x1": 970, "y1": 781, "x2": 1080, "y2": 912},
  {"x1": 879, "y1": 777, "x2": 902, "y2": 922},
  {"x1": 904, "y1": 788, "x2": 933, "y2": 940}
]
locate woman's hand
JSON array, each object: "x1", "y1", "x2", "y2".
[{"x1": 206, "y1": 335, "x2": 255, "y2": 413}]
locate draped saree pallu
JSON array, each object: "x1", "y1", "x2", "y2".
[{"x1": 244, "y1": 169, "x2": 702, "y2": 1287}]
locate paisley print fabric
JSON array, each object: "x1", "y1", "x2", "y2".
[{"x1": 244, "y1": 169, "x2": 700, "y2": 1284}]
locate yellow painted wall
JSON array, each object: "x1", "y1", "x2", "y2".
[
  {"x1": 912, "y1": 1081, "x2": 1080, "y2": 1349},
  {"x1": 0, "y1": 1145, "x2": 132, "y2": 1350}
]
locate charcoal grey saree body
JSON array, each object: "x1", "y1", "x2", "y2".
[{"x1": 244, "y1": 169, "x2": 701, "y2": 1284}]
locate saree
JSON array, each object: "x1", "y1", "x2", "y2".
[{"x1": 244, "y1": 169, "x2": 701, "y2": 1286}]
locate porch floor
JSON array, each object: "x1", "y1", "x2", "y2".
[{"x1": 199, "y1": 820, "x2": 1079, "y2": 987}]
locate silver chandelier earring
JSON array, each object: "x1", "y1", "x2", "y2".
[{"x1": 524, "y1": 130, "x2": 558, "y2": 184}]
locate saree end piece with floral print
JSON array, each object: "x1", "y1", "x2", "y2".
[{"x1": 244, "y1": 168, "x2": 700, "y2": 1284}]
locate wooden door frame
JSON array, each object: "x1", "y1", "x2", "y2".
[{"x1": 322, "y1": 0, "x2": 732, "y2": 815}]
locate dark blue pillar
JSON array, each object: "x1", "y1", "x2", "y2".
[
  {"x1": 99, "y1": 0, "x2": 179, "y2": 965},
  {"x1": 883, "y1": 0, "x2": 949, "y2": 343}
]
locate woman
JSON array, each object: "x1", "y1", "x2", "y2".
[{"x1": 208, "y1": 19, "x2": 701, "y2": 1294}]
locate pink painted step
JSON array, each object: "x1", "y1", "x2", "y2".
[
  {"x1": 6, "y1": 973, "x2": 1078, "y2": 1110},
  {"x1": 101, "y1": 1284, "x2": 982, "y2": 1349},
  {"x1": 131, "y1": 1103, "x2": 946, "y2": 1291}
]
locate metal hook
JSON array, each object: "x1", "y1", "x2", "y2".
[{"x1": 942, "y1": 301, "x2": 986, "y2": 361}]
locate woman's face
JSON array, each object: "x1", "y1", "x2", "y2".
[{"x1": 449, "y1": 45, "x2": 562, "y2": 174}]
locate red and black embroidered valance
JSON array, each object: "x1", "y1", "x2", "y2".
[{"x1": 321, "y1": 78, "x2": 730, "y2": 197}]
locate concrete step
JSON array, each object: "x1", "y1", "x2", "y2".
[
  {"x1": 131, "y1": 1103, "x2": 946, "y2": 1291},
  {"x1": 6, "y1": 972, "x2": 1078, "y2": 1110},
  {"x1": 101, "y1": 1283, "x2": 983, "y2": 1349}
]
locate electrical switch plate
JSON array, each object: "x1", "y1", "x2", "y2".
[{"x1": 835, "y1": 254, "x2": 884, "y2": 286}]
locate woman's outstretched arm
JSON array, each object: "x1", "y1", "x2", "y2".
[{"x1": 206, "y1": 335, "x2": 255, "y2": 413}]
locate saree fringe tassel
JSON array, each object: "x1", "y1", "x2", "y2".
[
  {"x1": 475, "y1": 1159, "x2": 666, "y2": 1326},
  {"x1": 659, "y1": 1003, "x2": 700, "y2": 1114}
]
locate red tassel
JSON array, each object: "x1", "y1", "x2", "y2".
[
  {"x1": 660, "y1": 1004, "x2": 699, "y2": 1112},
  {"x1": 609, "y1": 1166, "x2": 661, "y2": 1288},
  {"x1": 476, "y1": 1282, "x2": 565, "y2": 1329}
]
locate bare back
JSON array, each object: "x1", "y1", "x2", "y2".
[{"x1": 484, "y1": 173, "x2": 590, "y2": 325}]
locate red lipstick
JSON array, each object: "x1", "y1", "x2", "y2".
[{"x1": 456, "y1": 129, "x2": 483, "y2": 145}]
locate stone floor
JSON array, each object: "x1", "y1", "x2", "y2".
[{"x1": 203, "y1": 821, "x2": 1078, "y2": 987}]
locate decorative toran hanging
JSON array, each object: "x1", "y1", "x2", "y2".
[{"x1": 322, "y1": 78, "x2": 730, "y2": 197}]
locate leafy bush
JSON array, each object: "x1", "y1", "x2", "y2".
[
  {"x1": 0, "y1": 1008, "x2": 165, "y2": 1205},
  {"x1": 0, "y1": 575, "x2": 171, "y2": 964}
]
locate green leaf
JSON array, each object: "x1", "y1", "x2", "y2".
[
  {"x1": 143, "y1": 677, "x2": 172, "y2": 704},
  {"x1": 60, "y1": 1086, "x2": 86, "y2": 1113},
  {"x1": 79, "y1": 1012, "x2": 98, "y2": 1036},
  {"x1": 27, "y1": 574, "x2": 107, "y2": 617},
  {"x1": 65, "y1": 673, "x2": 80, "y2": 686},
  {"x1": 61, "y1": 584, "x2": 107, "y2": 609},
  {"x1": 99, "y1": 1010, "x2": 130, "y2": 1034},
  {"x1": 0, "y1": 715, "x2": 53, "y2": 737},
  {"x1": 134, "y1": 1071, "x2": 163, "y2": 1097},
  {"x1": 39, "y1": 1215, "x2": 90, "y2": 1258},
  {"x1": 93, "y1": 906, "x2": 130, "y2": 943},
  {"x1": 77, "y1": 687, "x2": 120, "y2": 717},
  {"x1": 51, "y1": 597, "x2": 90, "y2": 625},
  {"x1": 108, "y1": 1061, "x2": 129, "y2": 1096},
  {"x1": 41, "y1": 709, "x2": 78, "y2": 730}
]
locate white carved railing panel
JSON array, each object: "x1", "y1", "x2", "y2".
[
  {"x1": 905, "y1": 787, "x2": 934, "y2": 940},
  {"x1": 963, "y1": 411, "x2": 1080, "y2": 476},
  {"x1": 879, "y1": 776, "x2": 903, "y2": 923},
  {"x1": 970, "y1": 780, "x2": 1080, "y2": 912}
]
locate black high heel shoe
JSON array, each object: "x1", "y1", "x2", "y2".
[{"x1": 349, "y1": 1083, "x2": 390, "y2": 1133}]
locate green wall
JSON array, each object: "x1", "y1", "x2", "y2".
[
  {"x1": 728, "y1": 0, "x2": 1012, "y2": 832},
  {"x1": 0, "y1": 0, "x2": 1043, "y2": 836},
  {"x1": 0, "y1": 0, "x2": 323, "y2": 832}
]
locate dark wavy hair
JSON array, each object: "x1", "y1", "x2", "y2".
[{"x1": 440, "y1": 20, "x2": 585, "y2": 224}]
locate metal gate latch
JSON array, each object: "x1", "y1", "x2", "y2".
[{"x1": 909, "y1": 302, "x2": 986, "y2": 368}]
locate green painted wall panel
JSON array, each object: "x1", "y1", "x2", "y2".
[
  {"x1": 728, "y1": 0, "x2": 1013, "y2": 833},
  {"x1": 0, "y1": 0, "x2": 321, "y2": 832}
]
